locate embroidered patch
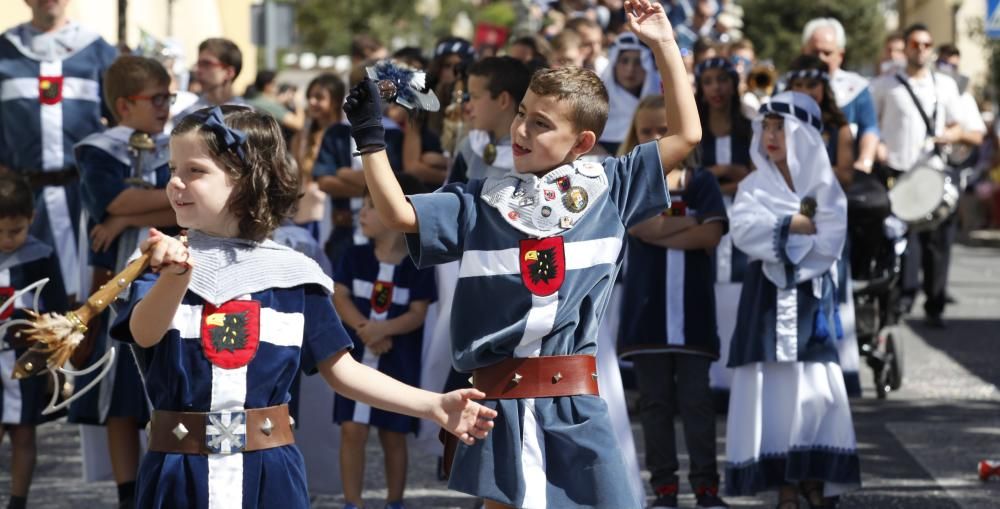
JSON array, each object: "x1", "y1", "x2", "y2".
[
  {"x1": 665, "y1": 199, "x2": 687, "y2": 216},
  {"x1": 200, "y1": 300, "x2": 261, "y2": 369},
  {"x1": 519, "y1": 236, "x2": 565, "y2": 296},
  {"x1": 38, "y1": 76, "x2": 63, "y2": 105},
  {"x1": 544, "y1": 189, "x2": 556, "y2": 201},
  {"x1": 508, "y1": 210, "x2": 520, "y2": 221},
  {"x1": 0, "y1": 287, "x2": 15, "y2": 320},
  {"x1": 370, "y1": 281, "x2": 394, "y2": 315},
  {"x1": 563, "y1": 186, "x2": 589, "y2": 213},
  {"x1": 205, "y1": 410, "x2": 247, "y2": 454}
]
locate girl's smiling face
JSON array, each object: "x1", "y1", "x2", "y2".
[
  {"x1": 761, "y1": 115, "x2": 787, "y2": 166},
  {"x1": 167, "y1": 133, "x2": 240, "y2": 237}
]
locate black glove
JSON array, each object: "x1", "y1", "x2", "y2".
[{"x1": 343, "y1": 78, "x2": 386, "y2": 153}]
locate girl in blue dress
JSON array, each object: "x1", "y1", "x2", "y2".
[
  {"x1": 109, "y1": 105, "x2": 495, "y2": 509},
  {"x1": 725, "y1": 92, "x2": 860, "y2": 508}
]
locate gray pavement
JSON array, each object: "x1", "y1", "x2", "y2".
[{"x1": 2, "y1": 242, "x2": 999, "y2": 508}]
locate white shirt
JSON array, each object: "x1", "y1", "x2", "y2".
[{"x1": 871, "y1": 70, "x2": 965, "y2": 171}]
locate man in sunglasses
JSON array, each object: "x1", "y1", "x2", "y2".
[
  {"x1": 173, "y1": 37, "x2": 246, "y2": 123},
  {"x1": 801, "y1": 17, "x2": 881, "y2": 176},
  {"x1": 0, "y1": 0, "x2": 118, "y2": 310},
  {"x1": 871, "y1": 23, "x2": 986, "y2": 328}
]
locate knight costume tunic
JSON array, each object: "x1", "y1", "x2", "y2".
[
  {"x1": 110, "y1": 231, "x2": 352, "y2": 509},
  {"x1": 405, "y1": 141, "x2": 667, "y2": 508}
]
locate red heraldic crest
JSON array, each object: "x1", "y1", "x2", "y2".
[
  {"x1": 0, "y1": 287, "x2": 15, "y2": 320},
  {"x1": 38, "y1": 76, "x2": 63, "y2": 105},
  {"x1": 201, "y1": 300, "x2": 261, "y2": 369},
  {"x1": 370, "y1": 281, "x2": 395, "y2": 315},
  {"x1": 519, "y1": 236, "x2": 566, "y2": 297},
  {"x1": 664, "y1": 199, "x2": 687, "y2": 217}
]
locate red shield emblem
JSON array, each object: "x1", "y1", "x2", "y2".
[
  {"x1": 38, "y1": 76, "x2": 63, "y2": 105},
  {"x1": 665, "y1": 198, "x2": 687, "y2": 217},
  {"x1": 0, "y1": 287, "x2": 15, "y2": 320},
  {"x1": 519, "y1": 236, "x2": 566, "y2": 297},
  {"x1": 370, "y1": 281, "x2": 394, "y2": 315},
  {"x1": 200, "y1": 300, "x2": 261, "y2": 369}
]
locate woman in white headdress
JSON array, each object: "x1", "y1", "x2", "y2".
[
  {"x1": 598, "y1": 32, "x2": 662, "y2": 154},
  {"x1": 724, "y1": 91, "x2": 860, "y2": 508}
]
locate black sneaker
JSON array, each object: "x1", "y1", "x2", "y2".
[
  {"x1": 648, "y1": 494, "x2": 679, "y2": 509},
  {"x1": 696, "y1": 489, "x2": 730, "y2": 508}
]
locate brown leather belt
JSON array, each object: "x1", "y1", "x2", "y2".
[
  {"x1": 148, "y1": 404, "x2": 294, "y2": 455},
  {"x1": 472, "y1": 355, "x2": 600, "y2": 399},
  {"x1": 20, "y1": 167, "x2": 79, "y2": 190}
]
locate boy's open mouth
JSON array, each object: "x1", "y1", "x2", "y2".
[{"x1": 512, "y1": 143, "x2": 531, "y2": 156}]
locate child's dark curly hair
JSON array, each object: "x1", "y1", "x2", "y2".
[{"x1": 172, "y1": 105, "x2": 299, "y2": 242}]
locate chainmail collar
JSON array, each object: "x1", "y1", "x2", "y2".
[{"x1": 186, "y1": 230, "x2": 332, "y2": 306}]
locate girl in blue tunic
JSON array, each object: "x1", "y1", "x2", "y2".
[
  {"x1": 617, "y1": 95, "x2": 730, "y2": 509},
  {"x1": 333, "y1": 175, "x2": 437, "y2": 509},
  {"x1": 786, "y1": 55, "x2": 862, "y2": 398},
  {"x1": 108, "y1": 106, "x2": 495, "y2": 509},
  {"x1": 724, "y1": 92, "x2": 860, "y2": 508},
  {"x1": 693, "y1": 57, "x2": 753, "y2": 401},
  {"x1": 0, "y1": 173, "x2": 69, "y2": 509}
]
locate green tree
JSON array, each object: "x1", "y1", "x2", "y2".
[
  {"x1": 295, "y1": 0, "x2": 484, "y2": 56},
  {"x1": 741, "y1": 0, "x2": 886, "y2": 73}
]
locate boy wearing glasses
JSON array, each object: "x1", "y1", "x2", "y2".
[
  {"x1": 71, "y1": 55, "x2": 178, "y2": 509},
  {"x1": 174, "y1": 38, "x2": 246, "y2": 123}
]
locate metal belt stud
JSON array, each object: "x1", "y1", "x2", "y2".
[
  {"x1": 552, "y1": 372, "x2": 563, "y2": 383},
  {"x1": 260, "y1": 417, "x2": 274, "y2": 437},
  {"x1": 172, "y1": 423, "x2": 189, "y2": 441},
  {"x1": 512, "y1": 372, "x2": 523, "y2": 384}
]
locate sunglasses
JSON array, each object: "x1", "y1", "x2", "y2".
[
  {"x1": 127, "y1": 93, "x2": 177, "y2": 108},
  {"x1": 909, "y1": 41, "x2": 933, "y2": 50}
]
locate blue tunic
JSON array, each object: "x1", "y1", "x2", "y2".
[
  {"x1": 619, "y1": 169, "x2": 727, "y2": 359},
  {"x1": 110, "y1": 269, "x2": 352, "y2": 509},
  {"x1": 0, "y1": 23, "x2": 116, "y2": 298},
  {"x1": 0, "y1": 238, "x2": 68, "y2": 425},
  {"x1": 405, "y1": 142, "x2": 667, "y2": 507},
  {"x1": 699, "y1": 132, "x2": 751, "y2": 283},
  {"x1": 332, "y1": 243, "x2": 436, "y2": 433}
]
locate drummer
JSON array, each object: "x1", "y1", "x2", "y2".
[{"x1": 871, "y1": 23, "x2": 985, "y2": 327}]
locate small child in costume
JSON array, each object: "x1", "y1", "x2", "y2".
[
  {"x1": 348, "y1": 2, "x2": 701, "y2": 507},
  {"x1": 616, "y1": 95, "x2": 729, "y2": 509},
  {"x1": 72, "y1": 56, "x2": 178, "y2": 507},
  {"x1": 0, "y1": 173, "x2": 69, "y2": 509},
  {"x1": 333, "y1": 174, "x2": 436, "y2": 509},
  {"x1": 108, "y1": 105, "x2": 495, "y2": 509},
  {"x1": 725, "y1": 91, "x2": 860, "y2": 508}
]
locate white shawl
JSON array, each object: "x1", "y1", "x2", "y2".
[{"x1": 599, "y1": 33, "x2": 661, "y2": 144}]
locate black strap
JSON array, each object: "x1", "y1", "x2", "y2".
[{"x1": 893, "y1": 73, "x2": 937, "y2": 141}]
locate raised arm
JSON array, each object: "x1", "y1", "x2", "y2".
[
  {"x1": 344, "y1": 80, "x2": 419, "y2": 233},
  {"x1": 624, "y1": 0, "x2": 701, "y2": 170}
]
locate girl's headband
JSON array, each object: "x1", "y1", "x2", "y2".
[
  {"x1": 759, "y1": 100, "x2": 823, "y2": 133},
  {"x1": 195, "y1": 106, "x2": 248, "y2": 162},
  {"x1": 694, "y1": 57, "x2": 737, "y2": 80},
  {"x1": 783, "y1": 69, "x2": 830, "y2": 84}
]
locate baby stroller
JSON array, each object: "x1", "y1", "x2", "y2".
[{"x1": 846, "y1": 170, "x2": 906, "y2": 399}]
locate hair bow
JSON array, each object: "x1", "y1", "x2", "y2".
[{"x1": 199, "y1": 106, "x2": 248, "y2": 162}]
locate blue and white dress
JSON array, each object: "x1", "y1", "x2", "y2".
[
  {"x1": 333, "y1": 243, "x2": 436, "y2": 433},
  {"x1": 405, "y1": 142, "x2": 667, "y2": 508},
  {"x1": 699, "y1": 131, "x2": 752, "y2": 396},
  {"x1": 67, "y1": 127, "x2": 172, "y2": 426},
  {"x1": 0, "y1": 22, "x2": 117, "y2": 299},
  {"x1": 110, "y1": 236, "x2": 353, "y2": 509},
  {"x1": 0, "y1": 237, "x2": 68, "y2": 425},
  {"x1": 724, "y1": 92, "x2": 860, "y2": 498},
  {"x1": 618, "y1": 168, "x2": 728, "y2": 359}
]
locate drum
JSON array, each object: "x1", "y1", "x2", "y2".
[{"x1": 888, "y1": 165, "x2": 958, "y2": 232}]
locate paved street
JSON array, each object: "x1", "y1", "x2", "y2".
[{"x1": 2, "y1": 242, "x2": 999, "y2": 508}]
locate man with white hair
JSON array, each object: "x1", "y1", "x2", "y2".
[{"x1": 802, "y1": 17, "x2": 881, "y2": 174}]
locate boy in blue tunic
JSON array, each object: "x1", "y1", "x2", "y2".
[
  {"x1": 0, "y1": 0, "x2": 118, "y2": 303},
  {"x1": 108, "y1": 106, "x2": 495, "y2": 509},
  {"x1": 616, "y1": 95, "x2": 729, "y2": 508},
  {"x1": 346, "y1": 2, "x2": 701, "y2": 507},
  {"x1": 447, "y1": 56, "x2": 531, "y2": 184},
  {"x1": 0, "y1": 173, "x2": 69, "y2": 509},
  {"x1": 333, "y1": 175, "x2": 437, "y2": 509},
  {"x1": 72, "y1": 55, "x2": 179, "y2": 508}
]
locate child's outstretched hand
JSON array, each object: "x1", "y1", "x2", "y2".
[
  {"x1": 343, "y1": 79, "x2": 387, "y2": 153},
  {"x1": 624, "y1": 0, "x2": 675, "y2": 46},
  {"x1": 434, "y1": 388, "x2": 497, "y2": 446},
  {"x1": 140, "y1": 228, "x2": 193, "y2": 276}
]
